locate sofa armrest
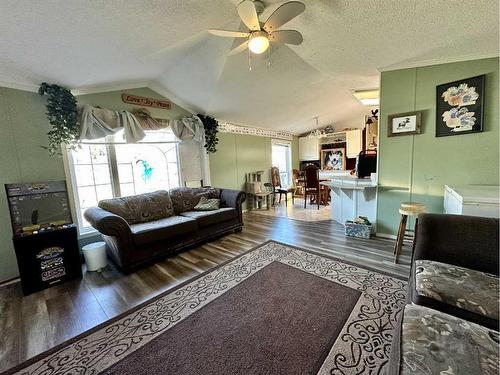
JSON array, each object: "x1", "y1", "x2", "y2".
[
  {"x1": 84, "y1": 207, "x2": 132, "y2": 237},
  {"x1": 220, "y1": 189, "x2": 246, "y2": 223},
  {"x1": 413, "y1": 213, "x2": 499, "y2": 275}
]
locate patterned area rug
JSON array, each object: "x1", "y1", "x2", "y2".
[{"x1": 5, "y1": 241, "x2": 407, "y2": 375}]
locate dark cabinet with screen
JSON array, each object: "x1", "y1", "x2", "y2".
[
  {"x1": 13, "y1": 225, "x2": 82, "y2": 295},
  {"x1": 5, "y1": 181, "x2": 82, "y2": 295}
]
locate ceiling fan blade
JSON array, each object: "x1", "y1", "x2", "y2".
[
  {"x1": 268, "y1": 30, "x2": 303, "y2": 45},
  {"x1": 227, "y1": 40, "x2": 249, "y2": 56},
  {"x1": 209, "y1": 29, "x2": 250, "y2": 38},
  {"x1": 237, "y1": 0, "x2": 261, "y2": 31},
  {"x1": 263, "y1": 1, "x2": 305, "y2": 33}
]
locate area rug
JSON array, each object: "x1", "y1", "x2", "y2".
[{"x1": 5, "y1": 241, "x2": 407, "y2": 375}]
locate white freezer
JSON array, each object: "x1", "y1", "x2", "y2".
[{"x1": 444, "y1": 185, "x2": 499, "y2": 218}]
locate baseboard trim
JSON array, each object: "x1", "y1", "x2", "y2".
[
  {"x1": 376, "y1": 232, "x2": 397, "y2": 240},
  {"x1": 0, "y1": 276, "x2": 20, "y2": 287}
]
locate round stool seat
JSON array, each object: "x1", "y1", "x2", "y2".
[
  {"x1": 399, "y1": 202, "x2": 426, "y2": 216},
  {"x1": 394, "y1": 202, "x2": 426, "y2": 264},
  {"x1": 82, "y1": 241, "x2": 107, "y2": 272}
]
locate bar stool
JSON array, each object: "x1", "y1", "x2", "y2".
[{"x1": 393, "y1": 202, "x2": 426, "y2": 263}]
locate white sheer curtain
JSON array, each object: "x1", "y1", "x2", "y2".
[{"x1": 170, "y1": 115, "x2": 208, "y2": 185}]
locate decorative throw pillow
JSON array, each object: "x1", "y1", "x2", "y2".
[
  {"x1": 169, "y1": 187, "x2": 221, "y2": 214},
  {"x1": 194, "y1": 196, "x2": 220, "y2": 211},
  {"x1": 99, "y1": 190, "x2": 174, "y2": 224}
]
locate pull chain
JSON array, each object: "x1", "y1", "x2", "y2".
[
  {"x1": 267, "y1": 46, "x2": 271, "y2": 69},
  {"x1": 248, "y1": 48, "x2": 252, "y2": 71}
]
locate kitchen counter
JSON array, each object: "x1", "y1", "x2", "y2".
[
  {"x1": 319, "y1": 174, "x2": 378, "y2": 228},
  {"x1": 320, "y1": 176, "x2": 377, "y2": 190}
]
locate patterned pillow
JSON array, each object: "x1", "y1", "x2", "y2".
[
  {"x1": 169, "y1": 187, "x2": 220, "y2": 214},
  {"x1": 194, "y1": 196, "x2": 220, "y2": 211},
  {"x1": 98, "y1": 190, "x2": 174, "y2": 225}
]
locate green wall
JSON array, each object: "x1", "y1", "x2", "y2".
[
  {"x1": 0, "y1": 87, "x2": 66, "y2": 281},
  {"x1": 209, "y1": 133, "x2": 272, "y2": 194},
  {"x1": 377, "y1": 57, "x2": 499, "y2": 235},
  {"x1": 209, "y1": 133, "x2": 299, "y2": 207},
  {"x1": 292, "y1": 135, "x2": 299, "y2": 170}
]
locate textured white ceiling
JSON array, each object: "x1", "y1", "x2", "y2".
[{"x1": 0, "y1": 0, "x2": 498, "y2": 133}]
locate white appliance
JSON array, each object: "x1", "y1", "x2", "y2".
[{"x1": 444, "y1": 185, "x2": 499, "y2": 218}]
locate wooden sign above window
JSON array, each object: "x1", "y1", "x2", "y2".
[{"x1": 121, "y1": 93, "x2": 171, "y2": 110}]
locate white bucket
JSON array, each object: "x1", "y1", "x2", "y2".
[{"x1": 82, "y1": 241, "x2": 107, "y2": 272}]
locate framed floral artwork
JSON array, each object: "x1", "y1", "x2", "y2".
[{"x1": 436, "y1": 75, "x2": 484, "y2": 137}]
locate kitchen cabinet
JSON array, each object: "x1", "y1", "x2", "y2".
[
  {"x1": 345, "y1": 129, "x2": 363, "y2": 158},
  {"x1": 298, "y1": 137, "x2": 319, "y2": 161}
]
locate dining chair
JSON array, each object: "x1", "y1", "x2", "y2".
[
  {"x1": 303, "y1": 164, "x2": 320, "y2": 210},
  {"x1": 271, "y1": 166, "x2": 295, "y2": 206},
  {"x1": 292, "y1": 169, "x2": 304, "y2": 197}
]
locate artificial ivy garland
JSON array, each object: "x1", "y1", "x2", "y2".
[
  {"x1": 39, "y1": 82, "x2": 79, "y2": 156},
  {"x1": 198, "y1": 114, "x2": 219, "y2": 153}
]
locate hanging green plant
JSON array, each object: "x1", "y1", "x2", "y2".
[
  {"x1": 198, "y1": 114, "x2": 219, "y2": 153},
  {"x1": 39, "y1": 82, "x2": 79, "y2": 157}
]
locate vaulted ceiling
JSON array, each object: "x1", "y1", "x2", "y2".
[{"x1": 0, "y1": 0, "x2": 498, "y2": 133}]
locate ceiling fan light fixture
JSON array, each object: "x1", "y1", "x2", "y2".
[{"x1": 248, "y1": 31, "x2": 269, "y2": 54}]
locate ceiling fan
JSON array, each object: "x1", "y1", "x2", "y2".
[{"x1": 209, "y1": 0, "x2": 305, "y2": 57}]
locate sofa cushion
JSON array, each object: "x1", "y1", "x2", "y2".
[
  {"x1": 130, "y1": 216, "x2": 197, "y2": 246},
  {"x1": 169, "y1": 187, "x2": 220, "y2": 214},
  {"x1": 399, "y1": 304, "x2": 498, "y2": 375},
  {"x1": 194, "y1": 196, "x2": 220, "y2": 211},
  {"x1": 99, "y1": 190, "x2": 174, "y2": 225},
  {"x1": 415, "y1": 260, "x2": 499, "y2": 321},
  {"x1": 179, "y1": 207, "x2": 237, "y2": 228}
]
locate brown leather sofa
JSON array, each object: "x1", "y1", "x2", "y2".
[{"x1": 84, "y1": 187, "x2": 246, "y2": 272}]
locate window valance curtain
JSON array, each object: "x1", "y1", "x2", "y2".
[
  {"x1": 78, "y1": 105, "x2": 204, "y2": 145},
  {"x1": 169, "y1": 115, "x2": 204, "y2": 143},
  {"x1": 79, "y1": 105, "x2": 146, "y2": 143}
]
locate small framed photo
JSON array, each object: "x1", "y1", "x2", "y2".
[
  {"x1": 321, "y1": 148, "x2": 345, "y2": 171},
  {"x1": 388, "y1": 111, "x2": 422, "y2": 137},
  {"x1": 436, "y1": 75, "x2": 484, "y2": 137}
]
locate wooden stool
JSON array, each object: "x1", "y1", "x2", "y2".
[{"x1": 393, "y1": 202, "x2": 426, "y2": 263}]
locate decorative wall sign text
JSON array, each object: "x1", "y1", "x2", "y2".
[{"x1": 122, "y1": 94, "x2": 171, "y2": 110}]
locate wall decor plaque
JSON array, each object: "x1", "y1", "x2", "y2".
[{"x1": 122, "y1": 93, "x2": 171, "y2": 110}]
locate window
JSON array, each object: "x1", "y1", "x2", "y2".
[
  {"x1": 66, "y1": 129, "x2": 180, "y2": 233},
  {"x1": 271, "y1": 140, "x2": 292, "y2": 186}
]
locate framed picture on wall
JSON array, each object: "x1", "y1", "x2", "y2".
[
  {"x1": 321, "y1": 148, "x2": 345, "y2": 170},
  {"x1": 436, "y1": 75, "x2": 485, "y2": 137},
  {"x1": 388, "y1": 111, "x2": 422, "y2": 137}
]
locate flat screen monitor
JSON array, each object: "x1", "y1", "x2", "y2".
[{"x1": 5, "y1": 181, "x2": 73, "y2": 235}]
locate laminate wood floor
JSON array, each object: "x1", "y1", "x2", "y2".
[{"x1": 0, "y1": 203, "x2": 411, "y2": 372}]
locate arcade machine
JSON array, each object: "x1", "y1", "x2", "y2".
[{"x1": 5, "y1": 181, "x2": 82, "y2": 295}]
